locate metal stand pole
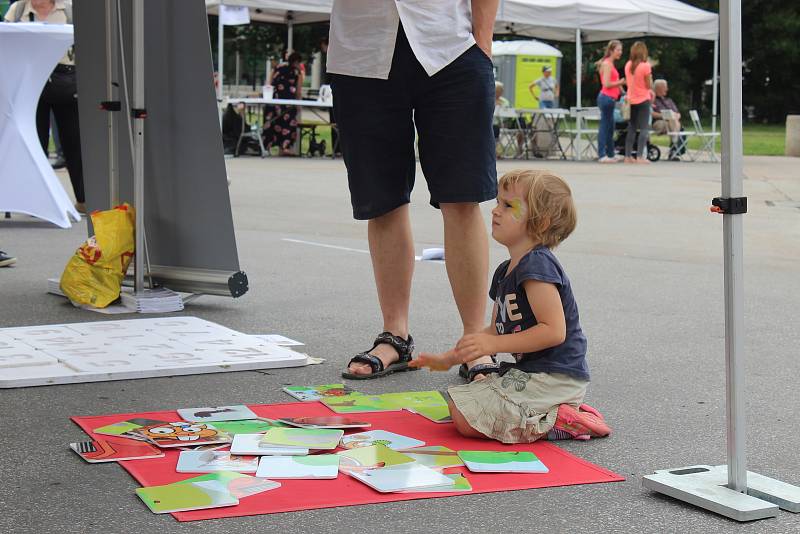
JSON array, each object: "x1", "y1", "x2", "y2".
[
  {"x1": 712, "y1": 36, "x2": 719, "y2": 134},
  {"x1": 132, "y1": 0, "x2": 145, "y2": 293},
  {"x1": 105, "y1": 0, "x2": 119, "y2": 207},
  {"x1": 217, "y1": 0, "x2": 224, "y2": 104},
  {"x1": 642, "y1": 1, "x2": 800, "y2": 520},
  {"x1": 575, "y1": 28, "x2": 581, "y2": 107}
]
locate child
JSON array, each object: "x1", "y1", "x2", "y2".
[{"x1": 410, "y1": 170, "x2": 611, "y2": 443}]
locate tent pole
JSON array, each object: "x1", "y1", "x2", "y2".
[
  {"x1": 132, "y1": 0, "x2": 145, "y2": 293},
  {"x1": 575, "y1": 28, "x2": 582, "y2": 107},
  {"x1": 712, "y1": 36, "x2": 719, "y2": 134},
  {"x1": 287, "y1": 13, "x2": 294, "y2": 52}
]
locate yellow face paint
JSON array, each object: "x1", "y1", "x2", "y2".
[{"x1": 509, "y1": 198, "x2": 525, "y2": 222}]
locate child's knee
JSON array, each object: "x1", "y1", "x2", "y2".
[{"x1": 449, "y1": 399, "x2": 481, "y2": 437}]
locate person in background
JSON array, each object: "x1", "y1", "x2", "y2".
[
  {"x1": 595, "y1": 40, "x2": 625, "y2": 163},
  {"x1": 623, "y1": 41, "x2": 653, "y2": 164},
  {"x1": 651, "y1": 79, "x2": 684, "y2": 161},
  {"x1": 5, "y1": 0, "x2": 86, "y2": 213},
  {"x1": 319, "y1": 37, "x2": 340, "y2": 157},
  {"x1": 529, "y1": 65, "x2": 559, "y2": 109},
  {"x1": 262, "y1": 52, "x2": 303, "y2": 156}
]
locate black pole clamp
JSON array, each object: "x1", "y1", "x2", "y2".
[
  {"x1": 710, "y1": 196, "x2": 747, "y2": 214},
  {"x1": 131, "y1": 108, "x2": 148, "y2": 119},
  {"x1": 99, "y1": 101, "x2": 121, "y2": 111}
]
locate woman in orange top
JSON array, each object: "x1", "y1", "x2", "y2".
[{"x1": 624, "y1": 42, "x2": 654, "y2": 163}]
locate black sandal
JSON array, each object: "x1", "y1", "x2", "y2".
[
  {"x1": 458, "y1": 355, "x2": 501, "y2": 383},
  {"x1": 342, "y1": 332, "x2": 418, "y2": 380}
]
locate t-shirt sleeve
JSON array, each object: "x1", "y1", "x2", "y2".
[
  {"x1": 515, "y1": 251, "x2": 563, "y2": 287},
  {"x1": 643, "y1": 62, "x2": 652, "y2": 76},
  {"x1": 488, "y1": 261, "x2": 510, "y2": 301}
]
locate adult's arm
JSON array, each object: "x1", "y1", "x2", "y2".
[{"x1": 472, "y1": 0, "x2": 500, "y2": 57}]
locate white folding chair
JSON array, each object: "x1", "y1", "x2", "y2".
[
  {"x1": 494, "y1": 107, "x2": 525, "y2": 159},
  {"x1": 686, "y1": 109, "x2": 720, "y2": 162},
  {"x1": 564, "y1": 107, "x2": 600, "y2": 161}
]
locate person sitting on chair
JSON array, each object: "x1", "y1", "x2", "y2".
[{"x1": 651, "y1": 79, "x2": 684, "y2": 160}]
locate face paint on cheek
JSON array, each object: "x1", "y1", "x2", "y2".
[{"x1": 509, "y1": 199, "x2": 525, "y2": 222}]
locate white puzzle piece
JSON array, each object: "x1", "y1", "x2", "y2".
[{"x1": 0, "y1": 317, "x2": 308, "y2": 388}]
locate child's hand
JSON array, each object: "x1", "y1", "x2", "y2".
[
  {"x1": 454, "y1": 333, "x2": 496, "y2": 362},
  {"x1": 409, "y1": 350, "x2": 456, "y2": 371}
]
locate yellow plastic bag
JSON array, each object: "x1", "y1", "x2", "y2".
[{"x1": 60, "y1": 204, "x2": 135, "y2": 308}]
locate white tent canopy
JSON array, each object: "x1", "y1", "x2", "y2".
[
  {"x1": 496, "y1": 0, "x2": 718, "y2": 42},
  {"x1": 492, "y1": 39, "x2": 563, "y2": 57},
  {"x1": 204, "y1": 0, "x2": 330, "y2": 24}
]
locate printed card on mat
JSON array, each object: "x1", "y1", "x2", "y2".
[
  {"x1": 398, "y1": 473, "x2": 472, "y2": 493},
  {"x1": 176, "y1": 450, "x2": 259, "y2": 473},
  {"x1": 93, "y1": 418, "x2": 167, "y2": 437},
  {"x1": 322, "y1": 394, "x2": 402, "y2": 414},
  {"x1": 336, "y1": 444, "x2": 416, "y2": 469},
  {"x1": 255, "y1": 455, "x2": 340, "y2": 479},
  {"x1": 276, "y1": 416, "x2": 371, "y2": 429},
  {"x1": 135, "y1": 480, "x2": 239, "y2": 514},
  {"x1": 458, "y1": 450, "x2": 549, "y2": 473},
  {"x1": 211, "y1": 419, "x2": 284, "y2": 436},
  {"x1": 70, "y1": 437, "x2": 164, "y2": 463},
  {"x1": 346, "y1": 463, "x2": 454, "y2": 493},
  {"x1": 259, "y1": 427, "x2": 343, "y2": 450},
  {"x1": 398, "y1": 446, "x2": 464, "y2": 468},
  {"x1": 282, "y1": 384, "x2": 357, "y2": 402},
  {"x1": 340, "y1": 430, "x2": 424, "y2": 451},
  {"x1": 176, "y1": 405, "x2": 258, "y2": 422},
  {"x1": 173, "y1": 472, "x2": 280, "y2": 499},
  {"x1": 133, "y1": 422, "x2": 231, "y2": 448},
  {"x1": 230, "y1": 434, "x2": 308, "y2": 456}
]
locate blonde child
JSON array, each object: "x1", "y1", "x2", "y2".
[{"x1": 411, "y1": 170, "x2": 611, "y2": 443}]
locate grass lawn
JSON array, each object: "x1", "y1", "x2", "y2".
[{"x1": 650, "y1": 122, "x2": 785, "y2": 156}]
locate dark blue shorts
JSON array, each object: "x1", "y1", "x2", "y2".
[{"x1": 331, "y1": 26, "x2": 497, "y2": 220}]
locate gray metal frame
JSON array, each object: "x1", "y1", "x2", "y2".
[{"x1": 74, "y1": 0, "x2": 247, "y2": 298}]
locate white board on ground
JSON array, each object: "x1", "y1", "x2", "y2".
[{"x1": 0, "y1": 317, "x2": 308, "y2": 388}]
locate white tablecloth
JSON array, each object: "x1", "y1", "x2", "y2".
[{"x1": 0, "y1": 23, "x2": 79, "y2": 228}]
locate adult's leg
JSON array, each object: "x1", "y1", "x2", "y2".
[
  {"x1": 636, "y1": 103, "x2": 651, "y2": 159},
  {"x1": 597, "y1": 94, "x2": 614, "y2": 158},
  {"x1": 52, "y1": 100, "x2": 85, "y2": 203},
  {"x1": 347, "y1": 204, "x2": 416, "y2": 375},
  {"x1": 624, "y1": 104, "x2": 639, "y2": 158},
  {"x1": 35, "y1": 96, "x2": 52, "y2": 155}
]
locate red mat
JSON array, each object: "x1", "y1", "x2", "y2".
[{"x1": 71, "y1": 403, "x2": 623, "y2": 521}]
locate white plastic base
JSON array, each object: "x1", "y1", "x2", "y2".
[
  {"x1": 643, "y1": 464, "x2": 800, "y2": 522},
  {"x1": 0, "y1": 317, "x2": 307, "y2": 388}
]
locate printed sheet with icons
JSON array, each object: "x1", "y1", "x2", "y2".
[{"x1": 0, "y1": 317, "x2": 307, "y2": 388}]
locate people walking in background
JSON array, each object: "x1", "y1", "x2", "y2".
[
  {"x1": 595, "y1": 40, "x2": 625, "y2": 163},
  {"x1": 262, "y1": 52, "x2": 303, "y2": 156},
  {"x1": 529, "y1": 65, "x2": 559, "y2": 109},
  {"x1": 5, "y1": 0, "x2": 86, "y2": 213},
  {"x1": 624, "y1": 41, "x2": 653, "y2": 164},
  {"x1": 651, "y1": 79, "x2": 685, "y2": 160}
]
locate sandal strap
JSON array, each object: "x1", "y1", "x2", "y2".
[
  {"x1": 348, "y1": 353, "x2": 385, "y2": 374},
  {"x1": 467, "y1": 363, "x2": 501, "y2": 382},
  {"x1": 372, "y1": 331, "x2": 414, "y2": 363}
]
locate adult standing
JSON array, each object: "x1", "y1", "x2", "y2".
[
  {"x1": 4, "y1": 0, "x2": 86, "y2": 213},
  {"x1": 262, "y1": 52, "x2": 303, "y2": 156},
  {"x1": 623, "y1": 41, "x2": 654, "y2": 164},
  {"x1": 529, "y1": 65, "x2": 559, "y2": 109},
  {"x1": 328, "y1": 1, "x2": 500, "y2": 381},
  {"x1": 595, "y1": 40, "x2": 625, "y2": 163}
]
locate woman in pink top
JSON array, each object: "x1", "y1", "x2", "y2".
[
  {"x1": 624, "y1": 41, "x2": 654, "y2": 163},
  {"x1": 595, "y1": 40, "x2": 626, "y2": 163}
]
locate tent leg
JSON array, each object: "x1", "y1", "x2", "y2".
[
  {"x1": 105, "y1": 0, "x2": 119, "y2": 208},
  {"x1": 642, "y1": 0, "x2": 800, "y2": 520},
  {"x1": 575, "y1": 28, "x2": 582, "y2": 108}
]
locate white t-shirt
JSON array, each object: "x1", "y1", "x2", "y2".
[{"x1": 326, "y1": 0, "x2": 475, "y2": 79}]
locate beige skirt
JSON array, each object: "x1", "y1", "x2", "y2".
[{"x1": 448, "y1": 368, "x2": 588, "y2": 444}]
